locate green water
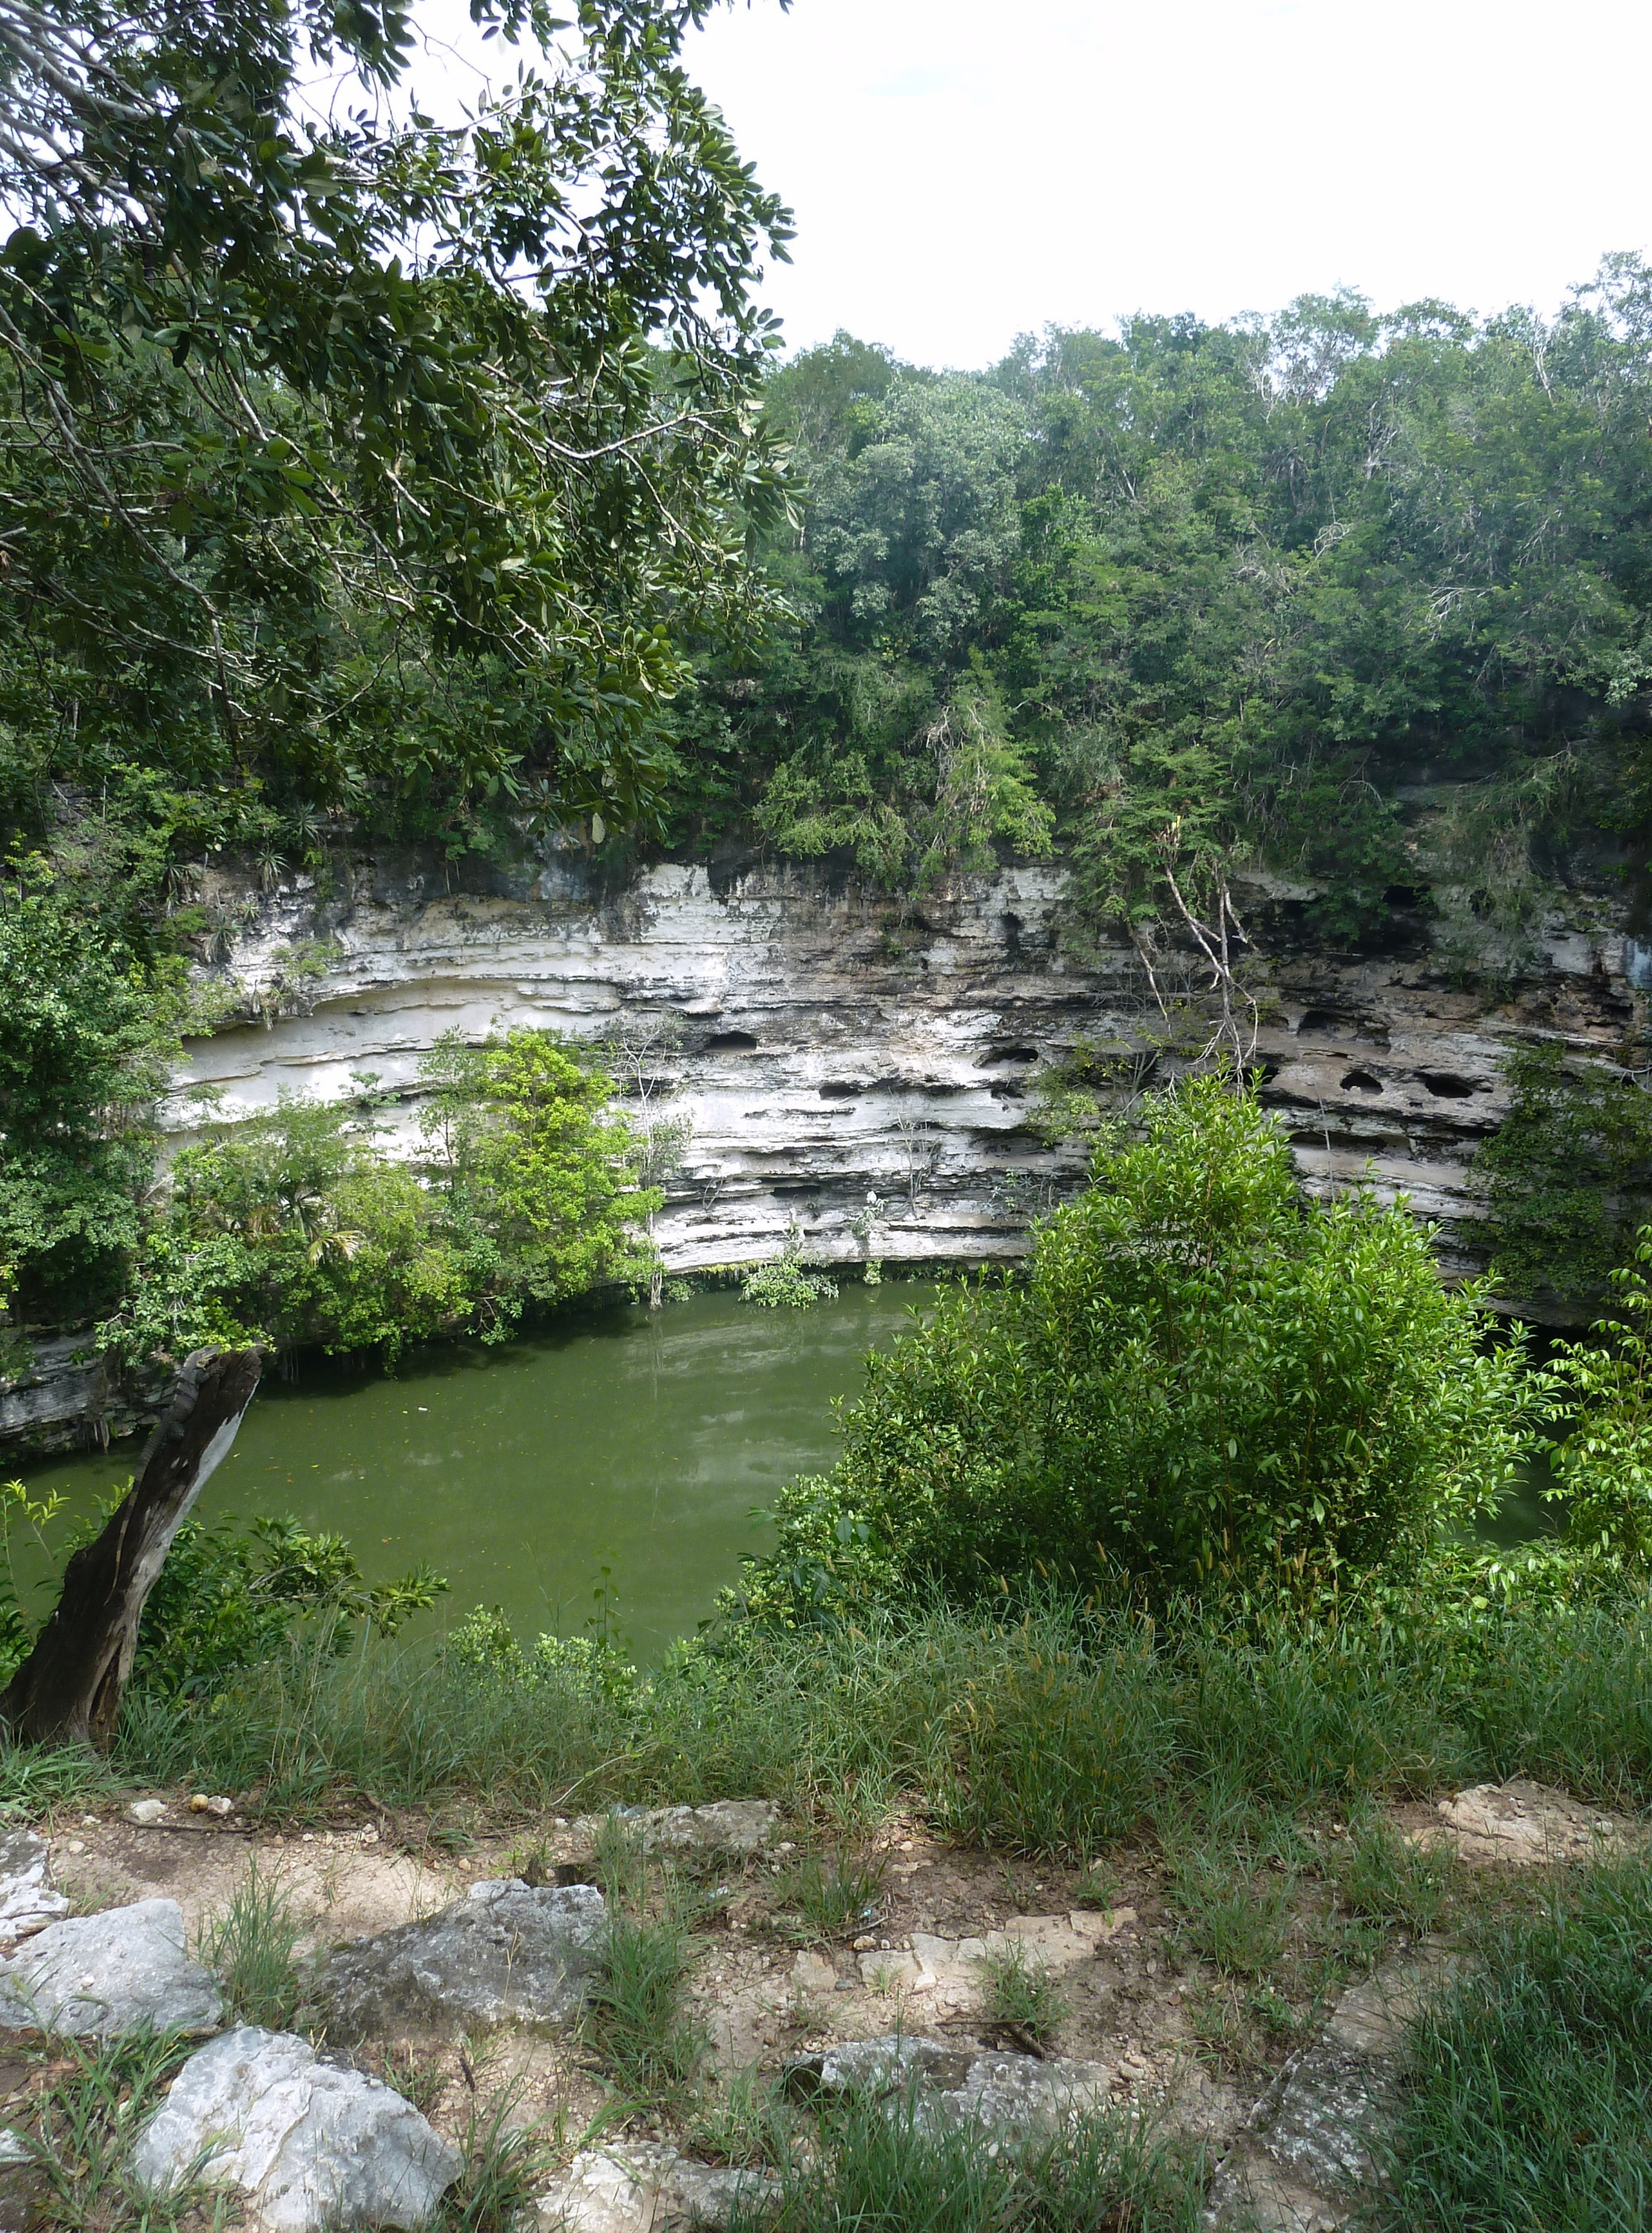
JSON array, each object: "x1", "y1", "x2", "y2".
[{"x1": 18, "y1": 1285, "x2": 939, "y2": 1660}]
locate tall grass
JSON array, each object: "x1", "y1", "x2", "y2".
[
  {"x1": 724, "y1": 2088, "x2": 1206, "y2": 2233},
  {"x1": 108, "y1": 1595, "x2": 1652, "y2": 1853},
  {"x1": 1368, "y1": 1851, "x2": 1652, "y2": 2231}
]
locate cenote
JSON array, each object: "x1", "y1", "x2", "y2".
[{"x1": 18, "y1": 1283, "x2": 941, "y2": 1660}]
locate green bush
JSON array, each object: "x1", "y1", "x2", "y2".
[
  {"x1": 1542, "y1": 1228, "x2": 1652, "y2": 1574},
  {"x1": 745, "y1": 1079, "x2": 1539, "y2": 1616},
  {"x1": 1472, "y1": 1043, "x2": 1652, "y2": 1305},
  {"x1": 102, "y1": 1029, "x2": 657, "y2": 1365}
]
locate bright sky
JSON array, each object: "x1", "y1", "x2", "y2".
[{"x1": 405, "y1": 0, "x2": 1652, "y2": 371}]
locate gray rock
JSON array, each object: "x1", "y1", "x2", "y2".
[
  {"x1": 316, "y1": 1878, "x2": 605, "y2": 2041},
  {"x1": 0, "y1": 1898, "x2": 221, "y2": 2037},
  {"x1": 575, "y1": 1803, "x2": 778, "y2": 1859},
  {"x1": 131, "y1": 2025, "x2": 462, "y2": 2231},
  {"x1": 128, "y1": 1799, "x2": 168, "y2": 1827},
  {"x1": 537, "y1": 2142, "x2": 781, "y2": 2232},
  {"x1": 786, "y1": 2034, "x2": 1110, "y2": 2137},
  {"x1": 0, "y1": 1830, "x2": 67, "y2": 1946}
]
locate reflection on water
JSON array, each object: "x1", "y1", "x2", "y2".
[{"x1": 19, "y1": 1284, "x2": 940, "y2": 1660}]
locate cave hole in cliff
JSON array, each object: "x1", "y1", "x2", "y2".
[
  {"x1": 704, "y1": 1030, "x2": 759, "y2": 1052},
  {"x1": 981, "y1": 1044, "x2": 1039, "y2": 1065},
  {"x1": 1297, "y1": 1010, "x2": 1351, "y2": 1039},
  {"x1": 1417, "y1": 1071, "x2": 1485, "y2": 1099},
  {"x1": 818, "y1": 1081, "x2": 862, "y2": 1100},
  {"x1": 1340, "y1": 1069, "x2": 1384, "y2": 1095}
]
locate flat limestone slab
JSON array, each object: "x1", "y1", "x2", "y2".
[
  {"x1": 572, "y1": 1803, "x2": 778, "y2": 1859},
  {"x1": 131, "y1": 2025, "x2": 462, "y2": 2231},
  {"x1": 787, "y1": 2034, "x2": 1112, "y2": 2137},
  {"x1": 537, "y1": 2141, "x2": 781, "y2": 2232},
  {"x1": 316, "y1": 1878, "x2": 605, "y2": 2041},
  {"x1": 0, "y1": 1898, "x2": 221, "y2": 2037},
  {"x1": 1422, "y1": 1780, "x2": 1635, "y2": 1866},
  {"x1": 0, "y1": 1830, "x2": 67, "y2": 1948}
]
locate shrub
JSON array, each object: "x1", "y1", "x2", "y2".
[
  {"x1": 746, "y1": 1079, "x2": 1539, "y2": 1615},
  {"x1": 102, "y1": 1028, "x2": 657, "y2": 1365},
  {"x1": 1472, "y1": 1041, "x2": 1652, "y2": 1304},
  {"x1": 1543, "y1": 1228, "x2": 1652, "y2": 1574},
  {"x1": 742, "y1": 1226, "x2": 839, "y2": 1309}
]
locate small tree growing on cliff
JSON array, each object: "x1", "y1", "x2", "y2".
[{"x1": 592, "y1": 1018, "x2": 693, "y2": 1308}]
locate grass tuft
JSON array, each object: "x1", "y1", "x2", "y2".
[
  {"x1": 585, "y1": 1894, "x2": 705, "y2": 2107},
  {"x1": 1334, "y1": 1810, "x2": 1454, "y2": 1936},
  {"x1": 776, "y1": 1844, "x2": 886, "y2": 1945},
  {"x1": 198, "y1": 1858, "x2": 306, "y2": 2030},
  {"x1": 724, "y1": 2085, "x2": 1207, "y2": 2233},
  {"x1": 976, "y1": 1937, "x2": 1069, "y2": 2049},
  {"x1": 1369, "y1": 1851, "x2": 1652, "y2": 2232}
]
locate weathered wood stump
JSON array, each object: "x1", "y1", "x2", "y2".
[{"x1": 0, "y1": 1347, "x2": 262, "y2": 1750}]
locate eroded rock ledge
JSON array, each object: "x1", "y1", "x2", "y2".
[{"x1": 6, "y1": 846, "x2": 1643, "y2": 1451}]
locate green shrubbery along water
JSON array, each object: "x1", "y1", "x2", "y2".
[
  {"x1": 98, "y1": 1029, "x2": 657, "y2": 1366},
  {"x1": 743, "y1": 1080, "x2": 1545, "y2": 1622}
]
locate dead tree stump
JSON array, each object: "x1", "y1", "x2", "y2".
[{"x1": 0, "y1": 1346, "x2": 263, "y2": 1750}]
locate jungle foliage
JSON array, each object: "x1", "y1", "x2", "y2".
[
  {"x1": 0, "y1": 0, "x2": 792, "y2": 875},
  {"x1": 664, "y1": 273, "x2": 1652, "y2": 951},
  {"x1": 1471, "y1": 1042, "x2": 1652, "y2": 1303}
]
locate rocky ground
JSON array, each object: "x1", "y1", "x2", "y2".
[{"x1": 0, "y1": 1779, "x2": 1635, "y2": 2231}]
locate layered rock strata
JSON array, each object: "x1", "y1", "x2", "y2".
[{"x1": 5, "y1": 844, "x2": 1645, "y2": 1451}]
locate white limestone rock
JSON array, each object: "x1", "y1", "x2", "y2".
[
  {"x1": 131, "y1": 2025, "x2": 462, "y2": 2231},
  {"x1": 0, "y1": 1898, "x2": 221, "y2": 2037},
  {"x1": 786, "y1": 2035, "x2": 1111, "y2": 2136},
  {"x1": 1427, "y1": 1779, "x2": 1631, "y2": 1866},
  {"x1": 0, "y1": 1829, "x2": 67, "y2": 1946},
  {"x1": 536, "y1": 2141, "x2": 781, "y2": 2232},
  {"x1": 315, "y1": 1878, "x2": 604, "y2": 2041},
  {"x1": 574, "y1": 1802, "x2": 777, "y2": 1859}
]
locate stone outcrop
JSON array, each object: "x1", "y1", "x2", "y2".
[
  {"x1": 786, "y1": 2032, "x2": 1113, "y2": 2136},
  {"x1": 315, "y1": 1877, "x2": 605, "y2": 2041},
  {"x1": 572, "y1": 1802, "x2": 778, "y2": 1859},
  {"x1": 536, "y1": 2141, "x2": 782, "y2": 2233},
  {"x1": 0, "y1": 1830, "x2": 68, "y2": 1947},
  {"x1": 0, "y1": 1898, "x2": 222, "y2": 2037},
  {"x1": 7, "y1": 843, "x2": 1644, "y2": 1451},
  {"x1": 131, "y1": 2025, "x2": 463, "y2": 2232},
  {"x1": 164, "y1": 848, "x2": 1646, "y2": 1288}
]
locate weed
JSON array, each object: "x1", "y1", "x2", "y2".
[
  {"x1": 590, "y1": 1814, "x2": 649, "y2": 1906},
  {"x1": 439, "y1": 2083, "x2": 557, "y2": 2233},
  {"x1": 1368, "y1": 1851, "x2": 1652, "y2": 2230},
  {"x1": 686, "y1": 2069, "x2": 795, "y2": 2168},
  {"x1": 776, "y1": 1846, "x2": 885, "y2": 1945},
  {"x1": 199, "y1": 1859, "x2": 305, "y2": 2028},
  {"x1": 24, "y1": 2029, "x2": 202, "y2": 2229},
  {"x1": 1168, "y1": 1844, "x2": 1297, "y2": 1977},
  {"x1": 1070, "y1": 1859, "x2": 1121, "y2": 1911},
  {"x1": 723, "y1": 2084, "x2": 1207, "y2": 2233},
  {"x1": 377, "y1": 2043, "x2": 448, "y2": 2118},
  {"x1": 976, "y1": 1938, "x2": 1069, "y2": 2048},
  {"x1": 1335, "y1": 1812, "x2": 1454, "y2": 1936},
  {"x1": 585, "y1": 1900, "x2": 704, "y2": 2106}
]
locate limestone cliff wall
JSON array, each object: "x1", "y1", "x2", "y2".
[
  {"x1": 7, "y1": 843, "x2": 1645, "y2": 1453},
  {"x1": 173, "y1": 848, "x2": 1646, "y2": 1283}
]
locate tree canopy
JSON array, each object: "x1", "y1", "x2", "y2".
[{"x1": 0, "y1": 0, "x2": 794, "y2": 865}]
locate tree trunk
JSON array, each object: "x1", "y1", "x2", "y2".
[{"x1": 0, "y1": 1347, "x2": 262, "y2": 1751}]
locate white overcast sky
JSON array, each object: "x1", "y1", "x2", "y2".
[{"x1": 402, "y1": 0, "x2": 1652, "y2": 371}]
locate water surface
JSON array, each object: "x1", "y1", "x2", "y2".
[{"x1": 18, "y1": 1285, "x2": 938, "y2": 1659}]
